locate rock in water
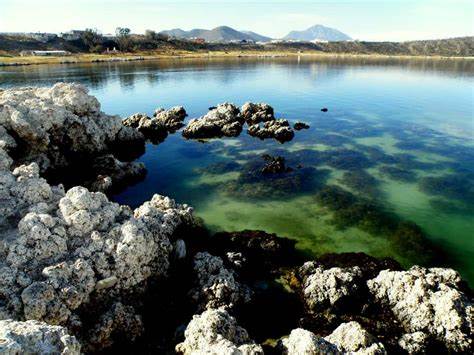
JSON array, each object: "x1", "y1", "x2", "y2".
[
  {"x1": 0, "y1": 319, "x2": 81, "y2": 355},
  {"x1": 293, "y1": 121, "x2": 310, "y2": 130},
  {"x1": 176, "y1": 309, "x2": 263, "y2": 354},
  {"x1": 241, "y1": 102, "x2": 275, "y2": 124},
  {"x1": 153, "y1": 106, "x2": 187, "y2": 132},
  {"x1": 182, "y1": 103, "x2": 243, "y2": 139},
  {"x1": 247, "y1": 119, "x2": 295, "y2": 143},
  {"x1": 367, "y1": 266, "x2": 473, "y2": 352},
  {"x1": 261, "y1": 154, "x2": 293, "y2": 174}
]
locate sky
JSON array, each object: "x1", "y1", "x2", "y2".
[{"x1": 0, "y1": 0, "x2": 473, "y2": 41}]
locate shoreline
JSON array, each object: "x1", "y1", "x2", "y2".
[{"x1": 1, "y1": 50, "x2": 473, "y2": 67}]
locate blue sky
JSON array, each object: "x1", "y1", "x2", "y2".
[{"x1": 1, "y1": 0, "x2": 473, "y2": 41}]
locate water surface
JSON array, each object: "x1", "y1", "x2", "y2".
[{"x1": 1, "y1": 56, "x2": 473, "y2": 284}]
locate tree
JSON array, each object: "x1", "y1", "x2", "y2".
[
  {"x1": 115, "y1": 27, "x2": 132, "y2": 51},
  {"x1": 81, "y1": 28, "x2": 103, "y2": 53},
  {"x1": 145, "y1": 29, "x2": 158, "y2": 41}
]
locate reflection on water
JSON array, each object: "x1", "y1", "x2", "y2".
[{"x1": 1, "y1": 56, "x2": 473, "y2": 284}]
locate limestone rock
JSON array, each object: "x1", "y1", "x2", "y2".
[
  {"x1": 398, "y1": 332, "x2": 428, "y2": 354},
  {"x1": 247, "y1": 119, "x2": 294, "y2": 143},
  {"x1": 294, "y1": 121, "x2": 310, "y2": 130},
  {"x1": 282, "y1": 328, "x2": 338, "y2": 354},
  {"x1": 153, "y1": 106, "x2": 187, "y2": 132},
  {"x1": 0, "y1": 319, "x2": 80, "y2": 355},
  {"x1": 182, "y1": 103, "x2": 243, "y2": 139},
  {"x1": 241, "y1": 102, "x2": 275, "y2": 124},
  {"x1": 367, "y1": 266, "x2": 473, "y2": 352},
  {"x1": 191, "y1": 252, "x2": 251, "y2": 310},
  {"x1": 176, "y1": 309, "x2": 263, "y2": 354},
  {"x1": 299, "y1": 262, "x2": 363, "y2": 312}
]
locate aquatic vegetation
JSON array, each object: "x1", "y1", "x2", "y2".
[
  {"x1": 313, "y1": 133, "x2": 352, "y2": 147},
  {"x1": 197, "y1": 161, "x2": 241, "y2": 175},
  {"x1": 323, "y1": 149, "x2": 373, "y2": 170},
  {"x1": 339, "y1": 170, "x2": 381, "y2": 198},
  {"x1": 419, "y1": 172, "x2": 474, "y2": 204},
  {"x1": 379, "y1": 165, "x2": 417, "y2": 182}
]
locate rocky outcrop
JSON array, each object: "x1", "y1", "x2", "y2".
[
  {"x1": 299, "y1": 262, "x2": 363, "y2": 313},
  {"x1": 0, "y1": 83, "x2": 144, "y2": 173},
  {"x1": 261, "y1": 154, "x2": 293, "y2": 174},
  {"x1": 175, "y1": 308, "x2": 263, "y2": 354},
  {"x1": 182, "y1": 103, "x2": 243, "y2": 139},
  {"x1": 282, "y1": 322, "x2": 386, "y2": 355},
  {"x1": 367, "y1": 266, "x2": 473, "y2": 352},
  {"x1": 0, "y1": 319, "x2": 81, "y2": 355},
  {"x1": 248, "y1": 119, "x2": 295, "y2": 143},
  {"x1": 123, "y1": 106, "x2": 187, "y2": 142},
  {"x1": 241, "y1": 102, "x2": 275, "y2": 124},
  {"x1": 191, "y1": 252, "x2": 251, "y2": 310}
]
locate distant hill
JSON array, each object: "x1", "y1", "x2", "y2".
[
  {"x1": 284, "y1": 24, "x2": 351, "y2": 42},
  {"x1": 159, "y1": 26, "x2": 272, "y2": 43}
]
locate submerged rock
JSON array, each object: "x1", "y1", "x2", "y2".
[
  {"x1": 367, "y1": 266, "x2": 473, "y2": 352},
  {"x1": 182, "y1": 103, "x2": 243, "y2": 139},
  {"x1": 0, "y1": 319, "x2": 81, "y2": 355},
  {"x1": 248, "y1": 119, "x2": 295, "y2": 143},
  {"x1": 261, "y1": 154, "x2": 293, "y2": 174},
  {"x1": 176, "y1": 309, "x2": 263, "y2": 354}
]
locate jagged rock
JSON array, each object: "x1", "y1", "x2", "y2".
[
  {"x1": 299, "y1": 262, "x2": 363, "y2": 313},
  {"x1": 294, "y1": 121, "x2": 310, "y2": 130},
  {"x1": 175, "y1": 308, "x2": 263, "y2": 354},
  {"x1": 191, "y1": 252, "x2": 251, "y2": 310},
  {"x1": 282, "y1": 322, "x2": 386, "y2": 355},
  {"x1": 0, "y1": 319, "x2": 81, "y2": 354},
  {"x1": 182, "y1": 103, "x2": 243, "y2": 139},
  {"x1": 367, "y1": 266, "x2": 473, "y2": 352},
  {"x1": 247, "y1": 119, "x2": 294, "y2": 143},
  {"x1": 282, "y1": 328, "x2": 339, "y2": 354},
  {"x1": 325, "y1": 322, "x2": 386, "y2": 354},
  {"x1": 153, "y1": 106, "x2": 187, "y2": 132},
  {"x1": 241, "y1": 102, "x2": 275, "y2": 124},
  {"x1": 123, "y1": 112, "x2": 168, "y2": 142},
  {"x1": 398, "y1": 332, "x2": 429, "y2": 354},
  {"x1": 0, "y1": 83, "x2": 144, "y2": 172}
]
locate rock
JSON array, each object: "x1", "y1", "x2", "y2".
[
  {"x1": 321, "y1": 108, "x2": 328, "y2": 112},
  {"x1": 123, "y1": 112, "x2": 168, "y2": 142},
  {"x1": 282, "y1": 322, "x2": 386, "y2": 355},
  {"x1": 0, "y1": 83, "x2": 144, "y2": 172},
  {"x1": 299, "y1": 262, "x2": 363, "y2": 313},
  {"x1": 398, "y1": 332, "x2": 429, "y2": 354},
  {"x1": 325, "y1": 321, "x2": 386, "y2": 354},
  {"x1": 175, "y1": 308, "x2": 263, "y2": 354},
  {"x1": 241, "y1": 102, "x2": 275, "y2": 124},
  {"x1": 367, "y1": 266, "x2": 473, "y2": 352},
  {"x1": 281, "y1": 328, "x2": 339, "y2": 354},
  {"x1": 153, "y1": 106, "x2": 187, "y2": 132},
  {"x1": 191, "y1": 252, "x2": 251, "y2": 310},
  {"x1": 247, "y1": 119, "x2": 295, "y2": 143},
  {"x1": 293, "y1": 121, "x2": 310, "y2": 130},
  {"x1": 182, "y1": 103, "x2": 243, "y2": 139},
  {"x1": 261, "y1": 154, "x2": 293, "y2": 174},
  {"x1": 0, "y1": 319, "x2": 81, "y2": 355}
]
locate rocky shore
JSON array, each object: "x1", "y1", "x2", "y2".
[{"x1": 0, "y1": 84, "x2": 472, "y2": 354}]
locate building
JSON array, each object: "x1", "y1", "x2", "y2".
[{"x1": 60, "y1": 30, "x2": 86, "y2": 41}]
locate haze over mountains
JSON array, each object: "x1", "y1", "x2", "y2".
[{"x1": 159, "y1": 24, "x2": 351, "y2": 43}]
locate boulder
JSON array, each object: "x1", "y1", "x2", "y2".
[
  {"x1": 182, "y1": 103, "x2": 243, "y2": 139},
  {"x1": 241, "y1": 102, "x2": 275, "y2": 124},
  {"x1": 153, "y1": 106, "x2": 187, "y2": 132},
  {"x1": 247, "y1": 119, "x2": 295, "y2": 143},
  {"x1": 367, "y1": 266, "x2": 473, "y2": 352},
  {"x1": 175, "y1": 309, "x2": 263, "y2": 354},
  {"x1": 294, "y1": 121, "x2": 310, "y2": 130}
]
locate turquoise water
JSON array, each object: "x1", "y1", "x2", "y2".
[{"x1": 1, "y1": 57, "x2": 473, "y2": 284}]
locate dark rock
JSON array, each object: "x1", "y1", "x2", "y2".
[
  {"x1": 294, "y1": 122, "x2": 310, "y2": 130},
  {"x1": 321, "y1": 108, "x2": 328, "y2": 112},
  {"x1": 261, "y1": 154, "x2": 293, "y2": 174}
]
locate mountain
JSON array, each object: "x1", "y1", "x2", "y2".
[
  {"x1": 159, "y1": 26, "x2": 272, "y2": 43},
  {"x1": 284, "y1": 24, "x2": 351, "y2": 42}
]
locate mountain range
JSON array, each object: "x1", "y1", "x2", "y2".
[
  {"x1": 159, "y1": 25, "x2": 351, "y2": 43},
  {"x1": 283, "y1": 24, "x2": 351, "y2": 42}
]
